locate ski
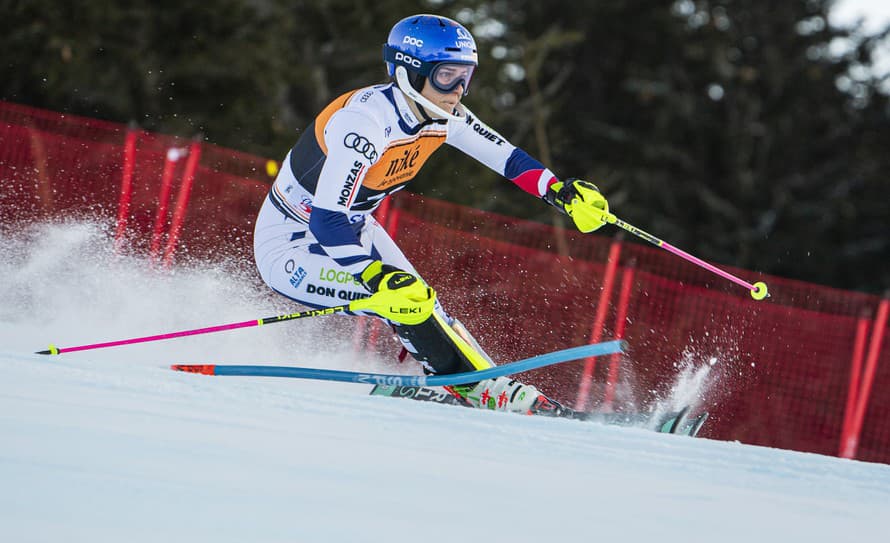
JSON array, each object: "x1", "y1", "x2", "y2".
[
  {"x1": 662, "y1": 406, "x2": 691, "y2": 434},
  {"x1": 370, "y1": 384, "x2": 707, "y2": 436},
  {"x1": 678, "y1": 411, "x2": 709, "y2": 438},
  {"x1": 370, "y1": 384, "x2": 469, "y2": 407},
  {"x1": 645, "y1": 406, "x2": 709, "y2": 437}
]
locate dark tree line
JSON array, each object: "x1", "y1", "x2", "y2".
[{"x1": 2, "y1": 0, "x2": 888, "y2": 293}]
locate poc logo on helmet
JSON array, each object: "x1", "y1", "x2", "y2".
[
  {"x1": 402, "y1": 35, "x2": 423, "y2": 47},
  {"x1": 394, "y1": 52, "x2": 422, "y2": 68}
]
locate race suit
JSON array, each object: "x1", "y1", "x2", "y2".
[{"x1": 253, "y1": 83, "x2": 559, "y2": 371}]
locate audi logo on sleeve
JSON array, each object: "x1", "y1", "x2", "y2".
[{"x1": 344, "y1": 132, "x2": 378, "y2": 161}]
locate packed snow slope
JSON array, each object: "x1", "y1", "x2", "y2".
[{"x1": 2, "y1": 222, "x2": 889, "y2": 543}]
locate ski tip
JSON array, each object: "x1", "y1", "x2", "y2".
[
  {"x1": 171, "y1": 364, "x2": 216, "y2": 375},
  {"x1": 687, "y1": 412, "x2": 710, "y2": 438},
  {"x1": 669, "y1": 406, "x2": 692, "y2": 434}
]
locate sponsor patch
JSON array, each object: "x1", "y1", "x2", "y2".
[
  {"x1": 343, "y1": 132, "x2": 377, "y2": 161},
  {"x1": 289, "y1": 266, "x2": 308, "y2": 289}
]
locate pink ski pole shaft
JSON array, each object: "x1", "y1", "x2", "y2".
[
  {"x1": 597, "y1": 211, "x2": 769, "y2": 300},
  {"x1": 36, "y1": 304, "x2": 350, "y2": 355}
]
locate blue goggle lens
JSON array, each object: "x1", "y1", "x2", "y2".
[{"x1": 430, "y1": 63, "x2": 475, "y2": 95}]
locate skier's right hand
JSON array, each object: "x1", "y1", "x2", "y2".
[{"x1": 351, "y1": 260, "x2": 436, "y2": 325}]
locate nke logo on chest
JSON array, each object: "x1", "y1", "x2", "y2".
[{"x1": 385, "y1": 145, "x2": 420, "y2": 177}]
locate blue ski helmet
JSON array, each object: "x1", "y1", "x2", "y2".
[{"x1": 384, "y1": 14, "x2": 478, "y2": 96}]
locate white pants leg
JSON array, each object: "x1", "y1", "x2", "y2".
[{"x1": 253, "y1": 197, "x2": 418, "y2": 310}]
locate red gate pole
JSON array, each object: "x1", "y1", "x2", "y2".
[
  {"x1": 575, "y1": 238, "x2": 622, "y2": 411},
  {"x1": 374, "y1": 196, "x2": 392, "y2": 233},
  {"x1": 113, "y1": 129, "x2": 138, "y2": 252},
  {"x1": 839, "y1": 312, "x2": 870, "y2": 456},
  {"x1": 149, "y1": 147, "x2": 184, "y2": 263},
  {"x1": 363, "y1": 200, "x2": 403, "y2": 352},
  {"x1": 383, "y1": 202, "x2": 401, "y2": 235},
  {"x1": 602, "y1": 263, "x2": 635, "y2": 411},
  {"x1": 841, "y1": 297, "x2": 889, "y2": 459},
  {"x1": 351, "y1": 197, "x2": 391, "y2": 353},
  {"x1": 162, "y1": 140, "x2": 201, "y2": 269},
  {"x1": 352, "y1": 197, "x2": 397, "y2": 354}
]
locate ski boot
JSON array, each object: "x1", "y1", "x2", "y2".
[{"x1": 448, "y1": 377, "x2": 579, "y2": 418}]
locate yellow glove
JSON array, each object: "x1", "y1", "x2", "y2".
[
  {"x1": 351, "y1": 260, "x2": 436, "y2": 325},
  {"x1": 544, "y1": 178, "x2": 610, "y2": 233}
]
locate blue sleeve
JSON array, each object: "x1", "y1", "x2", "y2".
[
  {"x1": 504, "y1": 148, "x2": 545, "y2": 179},
  {"x1": 504, "y1": 148, "x2": 557, "y2": 197}
]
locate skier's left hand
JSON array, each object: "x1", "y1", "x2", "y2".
[{"x1": 545, "y1": 178, "x2": 611, "y2": 233}]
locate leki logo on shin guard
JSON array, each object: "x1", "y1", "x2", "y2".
[{"x1": 389, "y1": 307, "x2": 420, "y2": 314}]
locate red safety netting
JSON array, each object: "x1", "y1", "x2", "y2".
[{"x1": 2, "y1": 100, "x2": 888, "y2": 464}]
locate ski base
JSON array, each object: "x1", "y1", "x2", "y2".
[{"x1": 370, "y1": 385, "x2": 707, "y2": 436}]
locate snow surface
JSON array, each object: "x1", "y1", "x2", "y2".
[{"x1": 2, "y1": 222, "x2": 889, "y2": 543}]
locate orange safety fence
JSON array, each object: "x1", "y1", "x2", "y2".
[{"x1": 1, "y1": 100, "x2": 887, "y2": 464}]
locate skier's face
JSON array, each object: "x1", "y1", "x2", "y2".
[{"x1": 420, "y1": 78, "x2": 464, "y2": 116}]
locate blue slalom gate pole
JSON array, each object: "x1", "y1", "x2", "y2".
[{"x1": 172, "y1": 340, "x2": 626, "y2": 387}]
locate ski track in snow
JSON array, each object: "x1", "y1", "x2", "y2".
[{"x1": 2, "y1": 222, "x2": 889, "y2": 542}]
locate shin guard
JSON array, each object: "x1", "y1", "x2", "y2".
[{"x1": 392, "y1": 313, "x2": 492, "y2": 375}]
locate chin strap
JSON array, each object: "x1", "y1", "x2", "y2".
[{"x1": 395, "y1": 66, "x2": 464, "y2": 122}]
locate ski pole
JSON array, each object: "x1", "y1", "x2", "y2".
[
  {"x1": 595, "y1": 210, "x2": 769, "y2": 300},
  {"x1": 35, "y1": 304, "x2": 351, "y2": 355}
]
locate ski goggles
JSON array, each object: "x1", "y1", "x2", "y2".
[{"x1": 429, "y1": 63, "x2": 475, "y2": 95}]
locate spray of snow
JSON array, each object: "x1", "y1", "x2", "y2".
[
  {"x1": 644, "y1": 350, "x2": 715, "y2": 427},
  {"x1": 0, "y1": 220, "x2": 403, "y2": 374},
  {"x1": 0, "y1": 218, "x2": 749, "y2": 434}
]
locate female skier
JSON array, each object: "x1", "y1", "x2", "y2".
[{"x1": 254, "y1": 14, "x2": 610, "y2": 414}]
